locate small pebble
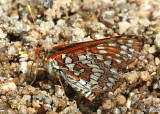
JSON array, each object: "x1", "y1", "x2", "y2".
[
  {"x1": 113, "y1": 107, "x2": 121, "y2": 114},
  {"x1": 13, "y1": 41, "x2": 21, "y2": 49},
  {"x1": 19, "y1": 105, "x2": 27, "y2": 114},
  {"x1": 102, "y1": 98, "x2": 112, "y2": 110},
  {"x1": 58, "y1": 99, "x2": 67, "y2": 110},
  {"x1": 97, "y1": 108, "x2": 102, "y2": 114},
  {"x1": 57, "y1": 19, "x2": 66, "y2": 27},
  {"x1": 118, "y1": 20, "x2": 130, "y2": 34},
  {"x1": 140, "y1": 71, "x2": 152, "y2": 82},
  {"x1": 152, "y1": 98, "x2": 160, "y2": 105},
  {"x1": 144, "y1": 96, "x2": 153, "y2": 107},
  {"x1": 20, "y1": 95, "x2": 31, "y2": 105},
  {"x1": 52, "y1": 95, "x2": 59, "y2": 107},
  {"x1": 145, "y1": 64, "x2": 157, "y2": 73},
  {"x1": 101, "y1": 10, "x2": 115, "y2": 25},
  {"x1": 1, "y1": 0, "x2": 160, "y2": 113},
  {"x1": 115, "y1": 94, "x2": 126, "y2": 105},
  {"x1": 19, "y1": 53, "x2": 28, "y2": 62},
  {"x1": 147, "y1": 54, "x2": 154, "y2": 61},
  {"x1": 22, "y1": 85, "x2": 36, "y2": 95},
  {"x1": 0, "y1": 28, "x2": 7, "y2": 39},
  {"x1": 139, "y1": 85, "x2": 148, "y2": 93},
  {"x1": 72, "y1": 28, "x2": 85, "y2": 42},
  {"x1": 19, "y1": 61, "x2": 27, "y2": 74},
  {"x1": 124, "y1": 71, "x2": 140, "y2": 83},
  {"x1": 148, "y1": 45, "x2": 156, "y2": 54},
  {"x1": 155, "y1": 57, "x2": 160, "y2": 66},
  {"x1": 126, "y1": 99, "x2": 131, "y2": 109},
  {"x1": 8, "y1": 46, "x2": 16, "y2": 55},
  {"x1": 155, "y1": 33, "x2": 160, "y2": 50},
  {"x1": 27, "y1": 107, "x2": 36, "y2": 114},
  {"x1": 43, "y1": 104, "x2": 51, "y2": 110},
  {"x1": 0, "y1": 99, "x2": 9, "y2": 110},
  {"x1": 32, "y1": 101, "x2": 40, "y2": 109},
  {"x1": 55, "y1": 85, "x2": 65, "y2": 98},
  {"x1": 12, "y1": 77, "x2": 18, "y2": 84},
  {"x1": 1, "y1": 82, "x2": 17, "y2": 92}
]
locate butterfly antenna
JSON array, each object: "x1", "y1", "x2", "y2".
[{"x1": 26, "y1": 0, "x2": 36, "y2": 28}]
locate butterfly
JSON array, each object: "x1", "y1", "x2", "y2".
[{"x1": 43, "y1": 35, "x2": 144, "y2": 101}]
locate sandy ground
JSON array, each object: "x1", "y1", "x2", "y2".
[{"x1": 0, "y1": 0, "x2": 160, "y2": 113}]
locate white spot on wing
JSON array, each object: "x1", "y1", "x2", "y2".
[
  {"x1": 116, "y1": 59, "x2": 122, "y2": 64},
  {"x1": 116, "y1": 54, "x2": 120, "y2": 57},
  {"x1": 126, "y1": 43, "x2": 133, "y2": 47},
  {"x1": 120, "y1": 45, "x2": 127, "y2": 50},
  {"x1": 79, "y1": 78, "x2": 86, "y2": 85},
  {"x1": 97, "y1": 47, "x2": 105, "y2": 49},
  {"x1": 96, "y1": 55, "x2": 104, "y2": 60},
  {"x1": 52, "y1": 59, "x2": 59, "y2": 69},
  {"x1": 104, "y1": 61, "x2": 111, "y2": 66},
  {"x1": 52, "y1": 59, "x2": 58, "y2": 66},
  {"x1": 86, "y1": 54, "x2": 92, "y2": 59},
  {"x1": 80, "y1": 69, "x2": 84, "y2": 72},
  {"x1": 120, "y1": 50, "x2": 126, "y2": 55},
  {"x1": 129, "y1": 48, "x2": 135, "y2": 53},
  {"x1": 107, "y1": 83, "x2": 113, "y2": 88},
  {"x1": 61, "y1": 54, "x2": 66, "y2": 59},
  {"x1": 75, "y1": 82, "x2": 84, "y2": 89},
  {"x1": 97, "y1": 44, "x2": 105, "y2": 46},
  {"x1": 128, "y1": 40, "x2": 134, "y2": 44},
  {"x1": 66, "y1": 64, "x2": 75, "y2": 70},
  {"x1": 92, "y1": 68, "x2": 104, "y2": 73},
  {"x1": 90, "y1": 74, "x2": 99, "y2": 80},
  {"x1": 81, "y1": 60, "x2": 91, "y2": 64},
  {"x1": 108, "y1": 42, "x2": 117, "y2": 47},
  {"x1": 86, "y1": 83, "x2": 91, "y2": 89},
  {"x1": 85, "y1": 91, "x2": 92, "y2": 97},
  {"x1": 112, "y1": 75, "x2": 120, "y2": 80},
  {"x1": 78, "y1": 55, "x2": 86, "y2": 61},
  {"x1": 123, "y1": 57, "x2": 128, "y2": 61},
  {"x1": 108, "y1": 56, "x2": 112, "y2": 59},
  {"x1": 118, "y1": 40, "x2": 123, "y2": 44},
  {"x1": 108, "y1": 77, "x2": 116, "y2": 84},
  {"x1": 127, "y1": 54, "x2": 132, "y2": 58},
  {"x1": 99, "y1": 50, "x2": 107, "y2": 54},
  {"x1": 94, "y1": 73, "x2": 101, "y2": 77},
  {"x1": 65, "y1": 57, "x2": 72, "y2": 63},
  {"x1": 103, "y1": 86, "x2": 109, "y2": 90},
  {"x1": 90, "y1": 79, "x2": 99, "y2": 84},
  {"x1": 110, "y1": 67, "x2": 118, "y2": 74},
  {"x1": 74, "y1": 72, "x2": 80, "y2": 76},
  {"x1": 91, "y1": 84, "x2": 101, "y2": 90},
  {"x1": 87, "y1": 64, "x2": 99, "y2": 68}
]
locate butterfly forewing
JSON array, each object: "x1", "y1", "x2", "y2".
[{"x1": 47, "y1": 35, "x2": 144, "y2": 101}]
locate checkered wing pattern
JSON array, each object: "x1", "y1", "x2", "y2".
[{"x1": 47, "y1": 35, "x2": 144, "y2": 101}]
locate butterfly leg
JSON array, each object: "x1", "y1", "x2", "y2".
[
  {"x1": 30, "y1": 68, "x2": 44, "y2": 85},
  {"x1": 55, "y1": 76, "x2": 65, "y2": 90}
]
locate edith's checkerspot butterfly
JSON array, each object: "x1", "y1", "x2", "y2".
[{"x1": 42, "y1": 35, "x2": 144, "y2": 101}]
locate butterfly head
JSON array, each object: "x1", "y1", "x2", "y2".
[{"x1": 39, "y1": 49, "x2": 61, "y2": 76}]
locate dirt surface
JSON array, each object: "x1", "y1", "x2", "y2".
[{"x1": 0, "y1": 0, "x2": 160, "y2": 113}]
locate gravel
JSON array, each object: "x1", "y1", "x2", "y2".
[{"x1": 0, "y1": 0, "x2": 160, "y2": 113}]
